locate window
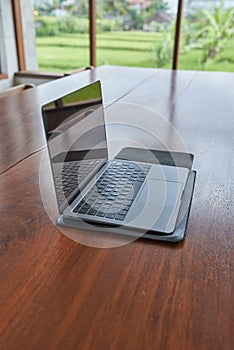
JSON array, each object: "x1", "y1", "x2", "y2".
[{"x1": 0, "y1": 0, "x2": 18, "y2": 85}]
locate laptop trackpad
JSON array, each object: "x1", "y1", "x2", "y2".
[
  {"x1": 136, "y1": 179, "x2": 182, "y2": 206},
  {"x1": 126, "y1": 180, "x2": 182, "y2": 233}
]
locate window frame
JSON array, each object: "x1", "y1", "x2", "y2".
[
  {"x1": 12, "y1": 0, "x2": 26, "y2": 71},
  {"x1": 5, "y1": 0, "x2": 183, "y2": 79}
]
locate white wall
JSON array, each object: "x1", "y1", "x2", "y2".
[
  {"x1": 0, "y1": 0, "x2": 18, "y2": 89},
  {"x1": 21, "y1": 0, "x2": 38, "y2": 71}
]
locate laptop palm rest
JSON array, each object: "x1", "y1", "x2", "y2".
[{"x1": 125, "y1": 179, "x2": 183, "y2": 234}]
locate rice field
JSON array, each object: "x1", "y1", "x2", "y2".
[{"x1": 36, "y1": 31, "x2": 234, "y2": 73}]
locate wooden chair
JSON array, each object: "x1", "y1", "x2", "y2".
[
  {"x1": 64, "y1": 66, "x2": 94, "y2": 76},
  {"x1": 0, "y1": 83, "x2": 34, "y2": 98}
]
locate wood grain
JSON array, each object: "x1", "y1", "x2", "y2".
[{"x1": 0, "y1": 66, "x2": 233, "y2": 350}]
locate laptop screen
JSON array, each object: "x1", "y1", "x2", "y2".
[{"x1": 41, "y1": 80, "x2": 108, "y2": 213}]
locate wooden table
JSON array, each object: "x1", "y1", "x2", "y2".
[{"x1": 0, "y1": 66, "x2": 233, "y2": 350}]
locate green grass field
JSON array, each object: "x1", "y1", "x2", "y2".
[{"x1": 36, "y1": 31, "x2": 234, "y2": 72}]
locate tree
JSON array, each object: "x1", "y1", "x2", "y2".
[
  {"x1": 66, "y1": 0, "x2": 127, "y2": 18},
  {"x1": 101, "y1": 0, "x2": 127, "y2": 16},
  {"x1": 193, "y1": 3, "x2": 234, "y2": 66},
  {"x1": 70, "y1": 0, "x2": 89, "y2": 17},
  {"x1": 145, "y1": 0, "x2": 170, "y2": 16},
  {"x1": 53, "y1": 0, "x2": 63, "y2": 8}
]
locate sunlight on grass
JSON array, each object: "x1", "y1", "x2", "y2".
[{"x1": 36, "y1": 32, "x2": 234, "y2": 73}]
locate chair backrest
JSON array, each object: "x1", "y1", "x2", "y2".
[
  {"x1": 0, "y1": 83, "x2": 34, "y2": 98},
  {"x1": 64, "y1": 66, "x2": 94, "y2": 76}
]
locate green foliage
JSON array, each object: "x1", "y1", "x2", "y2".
[
  {"x1": 57, "y1": 15, "x2": 91, "y2": 34},
  {"x1": 97, "y1": 19, "x2": 123, "y2": 33},
  {"x1": 34, "y1": 16, "x2": 124, "y2": 36},
  {"x1": 35, "y1": 17, "x2": 59, "y2": 36},
  {"x1": 152, "y1": 3, "x2": 234, "y2": 70},
  {"x1": 35, "y1": 31, "x2": 234, "y2": 72},
  {"x1": 145, "y1": 0, "x2": 170, "y2": 16},
  {"x1": 34, "y1": 1, "x2": 54, "y2": 14},
  {"x1": 179, "y1": 19, "x2": 194, "y2": 51},
  {"x1": 152, "y1": 24, "x2": 173, "y2": 67},
  {"x1": 189, "y1": 3, "x2": 234, "y2": 67},
  {"x1": 100, "y1": 0, "x2": 127, "y2": 16},
  {"x1": 40, "y1": 0, "x2": 128, "y2": 17},
  {"x1": 70, "y1": 0, "x2": 89, "y2": 17},
  {"x1": 57, "y1": 15, "x2": 79, "y2": 33},
  {"x1": 127, "y1": 8, "x2": 144, "y2": 30},
  {"x1": 151, "y1": 18, "x2": 195, "y2": 67}
]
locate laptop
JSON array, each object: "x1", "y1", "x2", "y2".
[{"x1": 41, "y1": 81, "x2": 189, "y2": 234}]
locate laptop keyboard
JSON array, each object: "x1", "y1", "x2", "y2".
[
  {"x1": 54, "y1": 159, "x2": 101, "y2": 203},
  {"x1": 73, "y1": 160, "x2": 151, "y2": 221}
]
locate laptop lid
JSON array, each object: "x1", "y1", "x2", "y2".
[{"x1": 41, "y1": 80, "x2": 108, "y2": 213}]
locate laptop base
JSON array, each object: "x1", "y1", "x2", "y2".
[{"x1": 57, "y1": 170, "x2": 196, "y2": 243}]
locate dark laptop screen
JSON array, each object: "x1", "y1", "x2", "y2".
[{"x1": 41, "y1": 80, "x2": 108, "y2": 213}]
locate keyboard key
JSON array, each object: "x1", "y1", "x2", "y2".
[
  {"x1": 87, "y1": 208, "x2": 97, "y2": 216},
  {"x1": 96, "y1": 211, "x2": 105, "y2": 217},
  {"x1": 74, "y1": 160, "x2": 151, "y2": 219},
  {"x1": 56, "y1": 159, "x2": 101, "y2": 201},
  {"x1": 115, "y1": 214, "x2": 125, "y2": 221},
  {"x1": 78, "y1": 207, "x2": 89, "y2": 214},
  {"x1": 105, "y1": 213, "x2": 115, "y2": 219}
]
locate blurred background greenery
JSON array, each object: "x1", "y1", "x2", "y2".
[{"x1": 33, "y1": 0, "x2": 234, "y2": 72}]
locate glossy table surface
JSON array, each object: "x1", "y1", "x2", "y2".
[{"x1": 0, "y1": 66, "x2": 233, "y2": 350}]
